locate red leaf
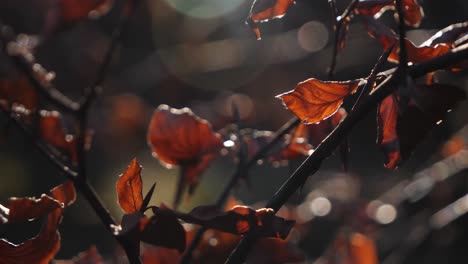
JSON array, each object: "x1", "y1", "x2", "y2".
[
  {"x1": 246, "y1": 0, "x2": 296, "y2": 39},
  {"x1": 0, "y1": 77, "x2": 37, "y2": 110},
  {"x1": 178, "y1": 205, "x2": 295, "y2": 239},
  {"x1": 5, "y1": 195, "x2": 61, "y2": 223},
  {"x1": 276, "y1": 78, "x2": 362, "y2": 124},
  {"x1": 147, "y1": 105, "x2": 222, "y2": 197},
  {"x1": 59, "y1": 0, "x2": 113, "y2": 24},
  {"x1": 355, "y1": 0, "x2": 424, "y2": 27},
  {"x1": 39, "y1": 110, "x2": 79, "y2": 163},
  {"x1": 365, "y1": 18, "x2": 459, "y2": 66},
  {"x1": 116, "y1": 158, "x2": 143, "y2": 214},
  {"x1": 377, "y1": 84, "x2": 466, "y2": 169},
  {"x1": 270, "y1": 123, "x2": 312, "y2": 162},
  {"x1": 307, "y1": 108, "x2": 347, "y2": 147},
  {"x1": 0, "y1": 182, "x2": 75, "y2": 264}
]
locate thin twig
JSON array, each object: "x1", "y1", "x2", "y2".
[
  {"x1": 0, "y1": 20, "x2": 80, "y2": 113},
  {"x1": 179, "y1": 117, "x2": 301, "y2": 263},
  {"x1": 224, "y1": 46, "x2": 468, "y2": 264},
  {"x1": 327, "y1": 0, "x2": 359, "y2": 79}
]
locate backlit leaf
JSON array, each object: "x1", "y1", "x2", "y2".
[
  {"x1": 39, "y1": 110, "x2": 79, "y2": 163},
  {"x1": 276, "y1": 78, "x2": 362, "y2": 124},
  {"x1": 246, "y1": 0, "x2": 296, "y2": 39},
  {"x1": 147, "y1": 105, "x2": 222, "y2": 202},
  {"x1": 116, "y1": 158, "x2": 143, "y2": 214}
]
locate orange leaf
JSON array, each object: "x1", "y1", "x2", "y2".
[
  {"x1": 349, "y1": 233, "x2": 378, "y2": 264},
  {"x1": 246, "y1": 0, "x2": 295, "y2": 39},
  {"x1": 276, "y1": 78, "x2": 362, "y2": 124},
  {"x1": 388, "y1": 38, "x2": 451, "y2": 64},
  {"x1": 147, "y1": 105, "x2": 222, "y2": 196},
  {"x1": 116, "y1": 158, "x2": 143, "y2": 214}
]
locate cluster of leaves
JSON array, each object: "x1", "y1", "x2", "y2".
[
  {"x1": 0, "y1": 0, "x2": 467, "y2": 263},
  {"x1": 245, "y1": 0, "x2": 466, "y2": 169}
]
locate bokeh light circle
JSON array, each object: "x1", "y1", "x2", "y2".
[{"x1": 297, "y1": 21, "x2": 329, "y2": 52}]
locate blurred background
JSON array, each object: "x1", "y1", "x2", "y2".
[{"x1": 0, "y1": 0, "x2": 467, "y2": 262}]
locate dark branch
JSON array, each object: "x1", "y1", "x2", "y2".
[
  {"x1": 0, "y1": 20, "x2": 80, "y2": 113},
  {"x1": 179, "y1": 117, "x2": 301, "y2": 263},
  {"x1": 224, "y1": 45, "x2": 468, "y2": 264}
]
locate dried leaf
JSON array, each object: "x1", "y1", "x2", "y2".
[
  {"x1": 246, "y1": 0, "x2": 296, "y2": 39},
  {"x1": 0, "y1": 182, "x2": 75, "y2": 264},
  {"x1": 0, "y1": 204, "x2": 62, "y2": 264},
  {"x1": 355, "y1": 0, "x2": 424, "y2": 27},
  {"x1": 147, "y1": 105, "x2": 222, "y2": 198},
  {"x1": 5, "y1": 195, "x2": 61, "y2": 223},
  {"x1": 116, "y1": 158, "x2": 143, "y2": 214},
  {"x1": 276, "y1": 78, "x2": 362, "y2": 124},
  {"x1": 377, "y1": 84, "x2": 466, "y2": 169},
  {"x1": 178, "y1": 205, "x2": 295, "y2": 239}
]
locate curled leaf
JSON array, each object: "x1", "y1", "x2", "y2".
[
  {"x1": 5, "y1": 195, "x2": 61, "y2": 223},
  {"x1": 116, "y1": 158, "x2": 143, "y2": 214},
  {"x1": 355, "y1": 0, "x2": 424, "y2": 27},
  {"x1": 147, "y1": 105, "x2": 222, "y2": 200},
  {"x1": 377, "y1": 84, "x2": 466, "y2": 169},
  {"x1": 246, "y1": 0, "x2": 296, "y2": 39},
  {"x1": 276, "y1": 78, "x2": 363, "y2": 124}
]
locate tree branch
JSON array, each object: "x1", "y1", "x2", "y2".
[
  {"x1": 0, "y1": 20, "x2": 80, "y2": 113},
  {"x1": 224, "y1": 45, "x2": 468, "y2": 264},
  {"x1": 179, "y1": 117, "x2": 301, "y2": 263}
]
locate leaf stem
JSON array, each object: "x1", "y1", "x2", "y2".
[{"x1": 224, "y1": 45, "x2": 468, "y2": 264}]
